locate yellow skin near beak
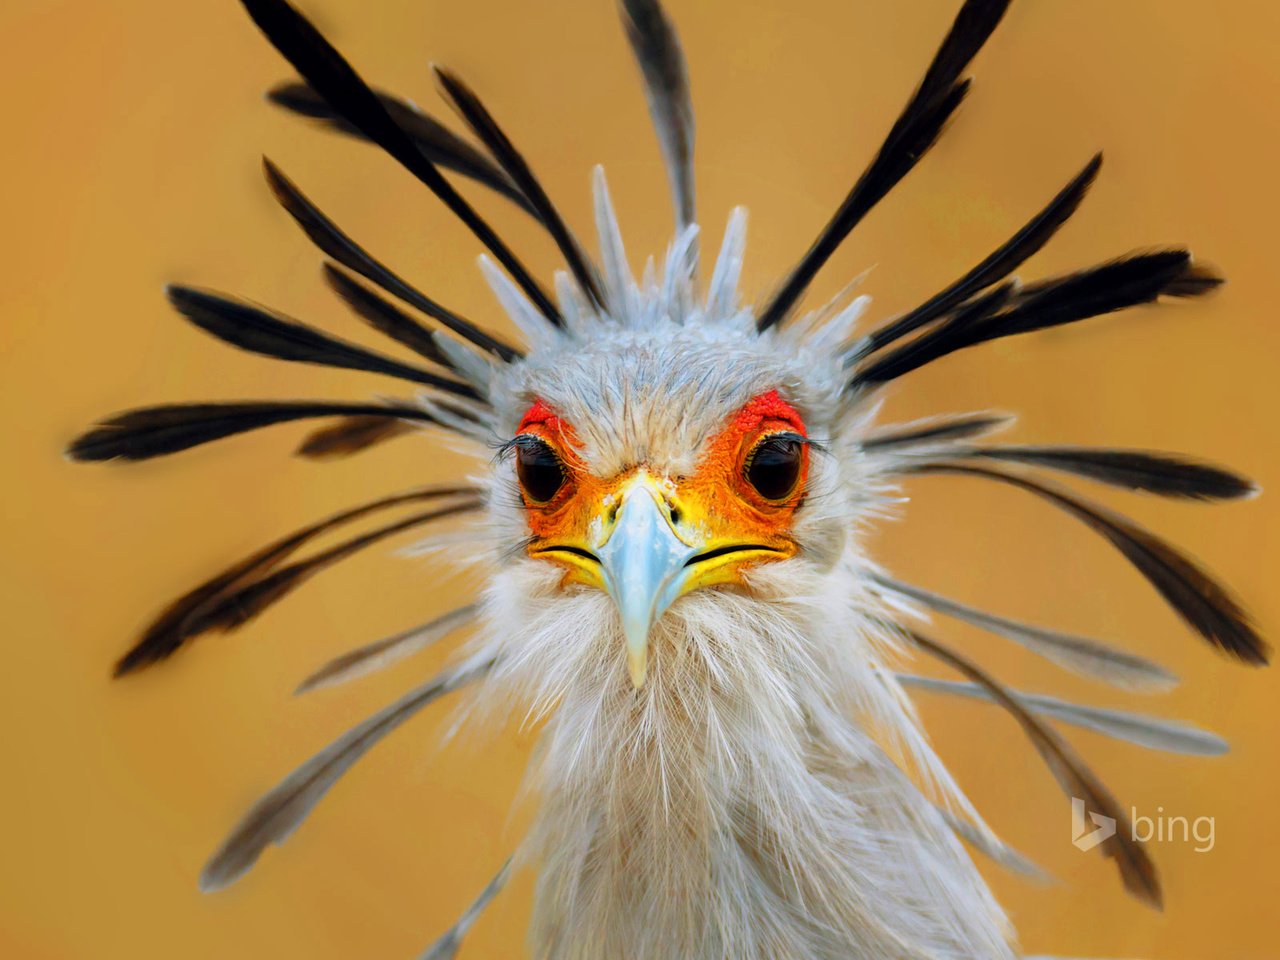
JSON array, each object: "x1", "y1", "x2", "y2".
[{"x1": 532, "y1": 473, "x2": 796, "y2": 687}]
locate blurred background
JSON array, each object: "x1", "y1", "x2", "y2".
[{"x1": 3, "y1": 0, "x2": 1278, "y2": 957}]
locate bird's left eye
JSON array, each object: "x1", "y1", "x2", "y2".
[
  {"x1": 515, "y1": 435, "x2": 566, "y2": 503},
  {"x1": 744, "y1": 433, "x2": 805, "y2": 501}
]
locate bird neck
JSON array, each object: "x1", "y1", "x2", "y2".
[{"x1": 516, "y1": 609, "x2": 1014, "y2": 960}]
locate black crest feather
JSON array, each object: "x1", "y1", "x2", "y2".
[
  {"x1": 262, "y1": 158, "x2": 520, "y2": 361},
  {"x1": 238, "y1": 0, "x2": 561, "y2": 324},
  {"x1": 295, "y1": 415, "x2": 417, "y2": 460},
  {"x1": 855, "y1": 250, "x2": 1220, "y2": 385},
  {"x1": 67, "y1": 400, "x2": 435, "y2": 463},
  {"x1": 112, "y1": 485, "x2": 474, "y2": 675},
  {"x1": 267, "y1": 81, "x2": 538, "y2": 217},
  {"x1": 433, "y1": 66, "x2": 607, "y2": 312},
  {"x1": 913, "y1": 463, "x2": 1269, "y2": 665},
  {"x1": 856, "y1": 280, "x2": 1016, "y2": 385},
  {"x1": 114, "y1": 493, "x2": 480, "y2": 676},
  {"x1": 859, "y1": 152, "x2": 1103, "y2": 358},
  {"x1": 163, "y1": 502, "x2": 479, "y2": 650},
  {"x1": 969, "y1": 446, "x2": 1257, "y2": 501},
  {"x1": 618, "y1": 0, "x2": 696, "y2": 232},
  {"x1": 862, "y1": 413, "x2": 1013, "y2": 451},
  {"x1": 757, "y1": 0, "x2": 1011, "y2": 330},
  {"x1": 166, "y1": 285, "x2": 477, "y2": 399},
  {"x1": 321, "y1": 263, "x2": 457, "y2": 371}
]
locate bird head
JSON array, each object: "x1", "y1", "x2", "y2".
[{"x1": 492, "y1": 310, "x2": 846, "y2": 688}]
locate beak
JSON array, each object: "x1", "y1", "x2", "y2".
[
  {"x1": 530, "y1": 472, "x2": 794, "y2": 689},
  {"x1": 595, "y1": 480, "x2": 700, "y2": 688}
]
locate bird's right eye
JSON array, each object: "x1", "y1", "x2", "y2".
[{"x1": 515, "y1": 435, "x2": 566, "y2": 504}]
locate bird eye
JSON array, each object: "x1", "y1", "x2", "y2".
[
  {"x1": 744, "y1": 433, "x2": 805, "y2": 501},
  {"x1": 515, "y1": 435, "x2": 566, "y2": 503}
]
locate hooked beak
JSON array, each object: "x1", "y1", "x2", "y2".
[
  {"x1": 532, "y1": 474, "x2": 791, "y2": 688},
  {"x1": 595, "y1": 483, "x2": 697, "y2": 687}
]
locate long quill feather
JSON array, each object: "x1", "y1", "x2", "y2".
[
  {"x1": 899, "y1": 674, "x2": 1228, "y2": 756},
  {"x1": 201, "y1": 657, "x2": 492, "y2": 891},
  {"x1": 911, "y1": 463, "x2": 1269, "y2": 665},
  {"x1": 903, "y1": 628, "x2": 1162, "y2": 908},
  {"x1": 238, "y1": 0, "x2": 561, "y2": 323}
]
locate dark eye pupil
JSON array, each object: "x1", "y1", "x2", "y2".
[
  {"x1": 515, "y1": 436, "x2": 565, "y2": 503},
  {"x1": 746, "y1": 436, "x2": 803, "y2": 500}
]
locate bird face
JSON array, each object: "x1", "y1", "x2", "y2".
[
  {"x1": 510, "y1": 389, "x2": 810, "y2": 686},
  {"x1": 480, "y1": 307, "x2": 860, "y2": 695}
]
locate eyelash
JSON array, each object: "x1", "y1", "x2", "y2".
[
  {"x1": 493, "y1": 434, "x2": 545, "y2": 463},
  {"x1": 745, "y1": 432, "x2": 822, "y2": 460}
]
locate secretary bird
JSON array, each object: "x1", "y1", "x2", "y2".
[{"x1": 69, "y1": 1, "x2": 1267, "y2": 957}]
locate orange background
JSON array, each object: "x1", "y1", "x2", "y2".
[{"x1": 2, "y1": 1, "x2": 1278, "y2": 957}]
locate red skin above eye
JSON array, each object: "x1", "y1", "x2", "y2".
[
  {"x1": 518, "y1": 398, "x2": 561, "y2": 433},
  {"x1": 520, "y1": 391, "x2": 805, "y2": 443},
  {"x1": 518, "y1": 390, "x2": 804, "y2": 455},
  {"x1": 728, "y1": 390, "x2": 807, "y2": 439},
  {"x1": 518, "y1": 398, "x2": 585, "y2": 468}
]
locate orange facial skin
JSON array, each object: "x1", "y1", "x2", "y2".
[
  {"x1": 682, "y1": 389, "x2": 810, "y2": 538},
  {"x1": 515, "y1": 390, "x2": 809, "y2": 590},
  {"x1": 514, "y1": 398, "x2": 615, "y2": 542}
]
